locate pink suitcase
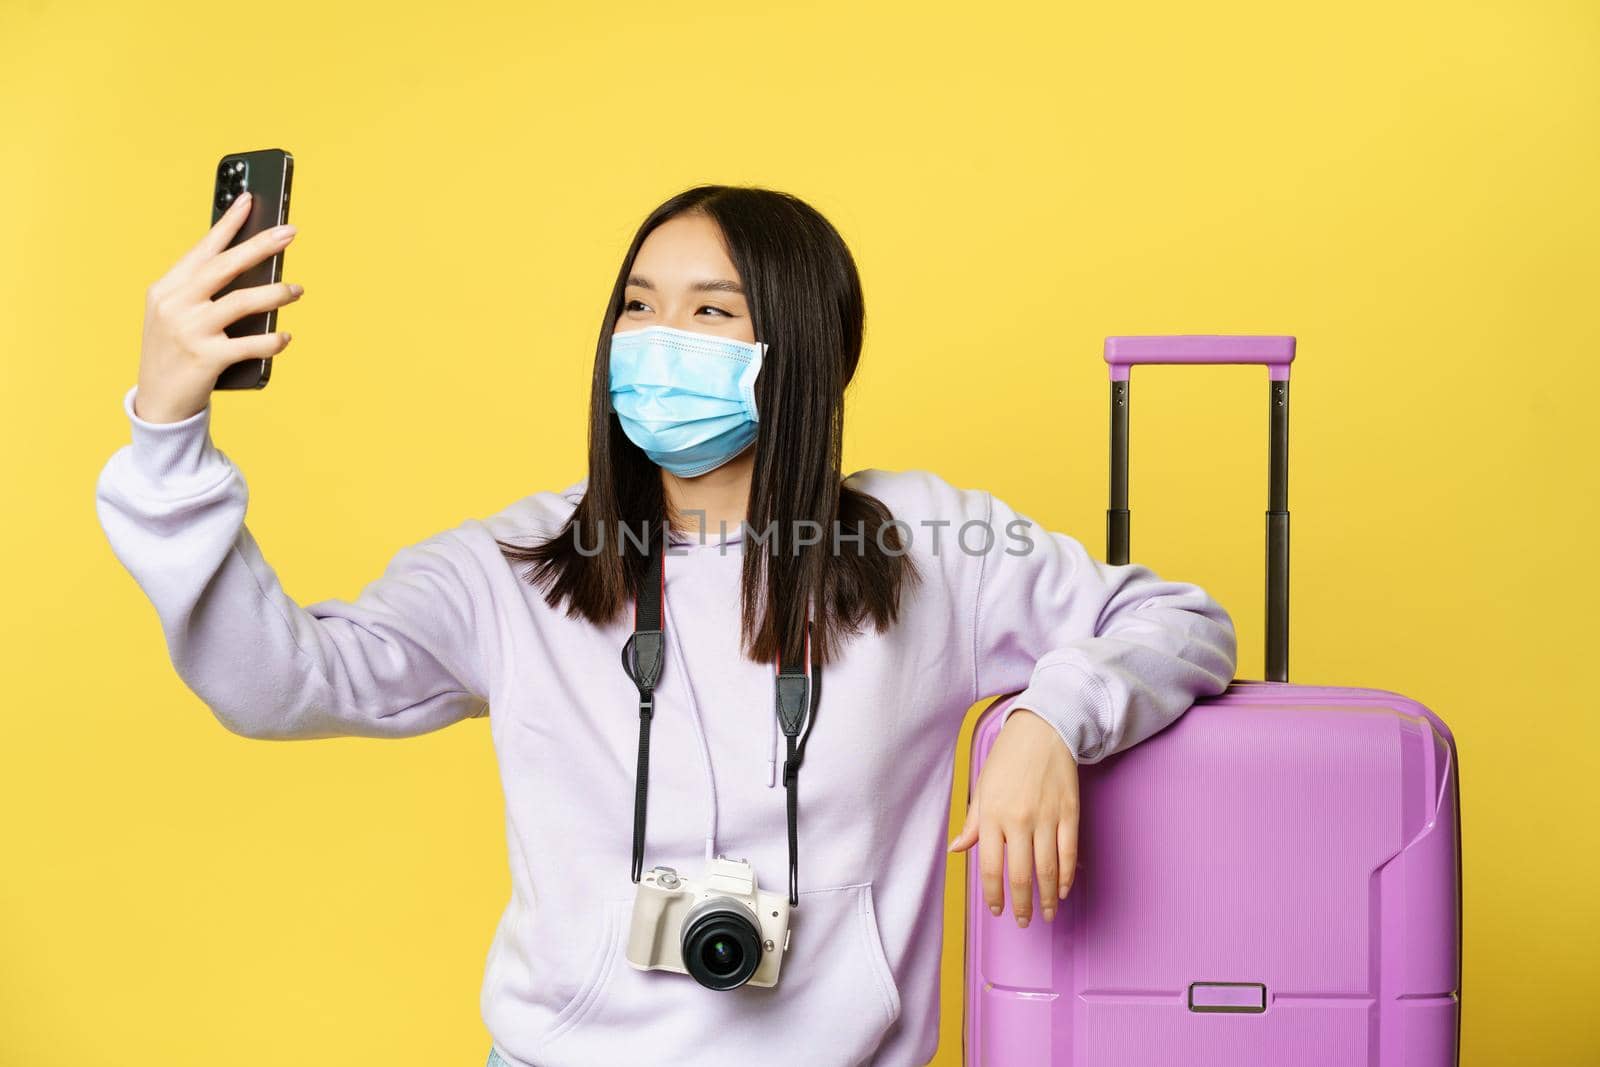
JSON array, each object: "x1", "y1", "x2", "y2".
[{"x1": 962, "y1": 336, "x2": 1461, "y2": 1066}]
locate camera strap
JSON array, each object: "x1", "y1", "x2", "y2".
[
  {"x1": 619, "y1": 534, "x2": 666, "y2": 887},
  {"x1": 775, "y1": 609, "x2": 820, "y2": 907},
  {"x1": 620, "y1": 528, "x2": 820, "y2": 908}
]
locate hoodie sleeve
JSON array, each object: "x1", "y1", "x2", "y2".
[
  {"x1": 93, "y1": 384, "x2": 490, "y2": 740},
  {"x1": 970, "y1": 488, "x2": 1237, "y2": 764}
]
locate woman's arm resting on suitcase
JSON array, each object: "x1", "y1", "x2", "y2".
[
  {"x1": 948, "y1": 488, "x2": 1238, "y2": 925},
  {"x1": 949, "y1": 706, "x2": 1081, "y2": 926},
  {"x1": 94, "y1": 384, "x2": 491, "y2": 740}
]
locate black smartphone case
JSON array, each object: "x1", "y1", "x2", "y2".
[{"x1": 210, "y1": 148, "x2": 294, "y2": 390}]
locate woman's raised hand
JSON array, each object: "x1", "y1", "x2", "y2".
[
  {"x1": 948, "y1": 707, "x2": 1080, "y2": 926},
  {"x1": 134, "y1": 191, "x2": 303, "y2": 423}
]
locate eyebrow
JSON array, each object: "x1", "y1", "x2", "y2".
[{"x1": 626, "y1": 273, "x2": 745, "y2": 296}]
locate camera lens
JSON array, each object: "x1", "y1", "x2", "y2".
[
  {"x1": 701, "y1": 936, "x2": 743, "y2": 975},
  {"x1": 681, "y1": 899, "x2": 762, "y2": 991}
]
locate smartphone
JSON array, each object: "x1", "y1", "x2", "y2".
[{"x1": 209, "y1": 148, "x2": 294, "y2": 390}]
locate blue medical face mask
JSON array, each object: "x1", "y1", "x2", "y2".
[{"x1": 608, "y1": 323, "x2": 767, "y2": 477}]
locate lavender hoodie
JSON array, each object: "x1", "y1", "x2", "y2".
[{"x1": 94, "y1": 382, "x2": 1238, "y2": 1066}]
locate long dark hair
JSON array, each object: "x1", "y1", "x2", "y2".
[{"x1": 495, "y1": 184, "x2": 918, "y2": 667}]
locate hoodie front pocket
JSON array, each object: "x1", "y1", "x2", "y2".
[
  {"x1": 531, "y1": 880, "x2": 903, "y2": 1064},
  {"x1": 538, "y1": 897, "x2": 631, "y2": 1047}
]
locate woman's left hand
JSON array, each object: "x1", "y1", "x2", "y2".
[{"x1": 948, "y1": 708, "x2": 1079, "y2": 926}]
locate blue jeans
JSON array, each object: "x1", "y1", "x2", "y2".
[{"x1": 486, "y1": 1049, "x2": 509, "y2": 1067}]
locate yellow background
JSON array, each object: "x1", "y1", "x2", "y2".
[{"x1": 3, "y1": 0, "x2": 1596, "y2": 1062}]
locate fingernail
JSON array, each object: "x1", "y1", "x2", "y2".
[
  {"x1": 288, "y1": 283, "x2": 304, "y2": 297},
  {"x1": 1059, "y1": 886, "x2": 1069, "y2": 900},
  {"x1": 1042, "y1": 908, "x2": 1054, "y2": 921},
  {"x1": 989, "y1": 904, "x2": 1001, "y2": 916},
  {"x1": 273, "y1": 224, "x2": 297, "y2": 240},
  {"x1": 1015, "y1": 915, "x2": 1028, "y2": 928},
  {"x1": 235, "y1": 192, "x2": 251, "y2": 207}
]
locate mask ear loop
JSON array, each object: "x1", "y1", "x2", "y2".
[{"x1": 741, "y1": 340, "x2": 768, "y2": 423}]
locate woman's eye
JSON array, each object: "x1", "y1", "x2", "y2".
[{"x1": 622, "y1": 299, "x2": 732, "y2": 317}]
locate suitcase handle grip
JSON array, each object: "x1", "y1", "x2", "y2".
[
  {"x1": 1104, "y1": 335, "x2": 1296, "y2": 381},
  {"x1": 1105, "y1": 334, "x2": 1295, "y2": 681}
]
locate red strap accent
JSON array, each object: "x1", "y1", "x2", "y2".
[{"x1": 773, "y1": 609, "x2": 814, "y2": 677}]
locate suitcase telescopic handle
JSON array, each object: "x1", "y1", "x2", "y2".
[
  {"x1": 1103, "y1": 335, "x2": 1295, "y2": 683},
  {"x1": 1104, "y1": 334, "x2": 1296, "y2": 381}
]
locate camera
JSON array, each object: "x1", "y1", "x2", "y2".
[
  {"x1": 625, "y1": 856, "x2": 792, "y2": 990},
  {"x1": 214, "y1": 158, "x2": 247, "y2": 214}
]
